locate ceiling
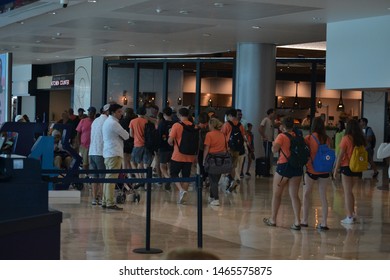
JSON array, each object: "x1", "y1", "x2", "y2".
[{"x1": 1, "y1": 0, "x2": 390, "y2": 65}]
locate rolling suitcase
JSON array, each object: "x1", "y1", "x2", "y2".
[
  {"x1": 255, "y1": 157, "x2": 271, "y2": 177},
  {"x1": 256, "y1": 142, "x2": 271, "y2": 177}
]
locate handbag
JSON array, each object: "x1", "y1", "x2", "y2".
[
  {"x1": 204, "y1": 152, "x2": 233, "y2": 174},
  {"x1": 204, "y1": 134, "x2": 233, "y2": 174}
]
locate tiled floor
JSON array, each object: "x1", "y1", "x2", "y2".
[{"x1": 50, "y1": 167, "x2": 390, "y2": 260}]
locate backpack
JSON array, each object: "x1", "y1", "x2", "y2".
[
  {"x1": 227, "y1": 121, "x2": 245, "y2": 155},
  {"x1": 349, "y1": 145, "x2": 368, "y2": 172},
  {"x1": 365, "y1": 127, "x2": 376, "y2": 149},
  {"x1": 177, "y1": 122, "x2": 199, "y2": 155},
  {"x1": 158, "y1": 119, "x2": 174, "y2": 150},
  {"x1": 144, "y1": 121, "x2": 159, "y2": 153},
  {"x1": 311, "y1": 135, "x2": 336, "y2": 173},
  {"x1": 283, "y1": 132, "x2": 310, "y2": 169}
]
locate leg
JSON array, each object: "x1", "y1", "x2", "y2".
[
  {"x1": 318, "y1": 177, "x2": 329, "y2": 226},
  {"x1": 104, "y1": 156, "x2": 122, "y2": 207},
  {"x1": 301, "y1": 173, "x2": 314, "y2": 225},
  {"x1": 288, "y1": 176, "x2": 302, "y2": 226},
  {"x1": 209, "y1": 173, "x2": 221, "y2": 200},
  {"x1": 341, "y1": 173, "x2": 355, "y2": 217},
  {"x1": 269, "y1": 172, "x2": 287, "y2": 224}
]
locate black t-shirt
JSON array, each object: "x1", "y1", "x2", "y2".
[{"x1": 158, "y1": 119, "x2": 174, "y2": 151}]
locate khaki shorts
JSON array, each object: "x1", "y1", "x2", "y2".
[{"x1": 79, "y1": 146, "x2": 89, "y2": 166}]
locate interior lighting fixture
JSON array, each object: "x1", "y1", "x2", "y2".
[
  {"x1": 208, "y1": 98, "x2": 213, "y2": 107},
  {"x1": 281, "y1": 98, "x2": 285, "y2": 108},
  {"x1": 317, "y1": 98, "x2": 322, "y2": 109},
  {"x1": 293, "y1": 81, "x2": 300, "y2": 109},
  {"x1": 337, "y1": 90, "x2": 345, "y2": 112},
  {"x1": 177, "y1": 97, "x2": 182, "y2": 105},
  {"x1": 122, "y1": 90, "x2": 128, "y2": 105},
  {"x1": 317, "y1": 91, "x2": 322, "y2": 108}
]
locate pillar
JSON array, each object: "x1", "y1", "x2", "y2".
[{"x1": 235, "y1": 43, "x2": 276, "y2": 158}]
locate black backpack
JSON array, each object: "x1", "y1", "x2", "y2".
[
  {"x1": 177, "y1": 122, "x2": 199, "y2": 155},
  {"x1": 282, "y1": 131, "x2": 310, "y2": 169},
  {"x1": 144, "y1": 121, "x2": 159, "y2": 153},
  {"x1": 228, "y1": 121, "x2": 245, "y2": 155}
]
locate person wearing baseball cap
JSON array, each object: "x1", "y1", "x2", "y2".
[{"x1": 76, "y1": 105, "x2": 96, "y2": 173}]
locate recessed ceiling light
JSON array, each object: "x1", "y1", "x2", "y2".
[
  {"x1": 103, "y1": 25, "x2": 111, "y2": 30},
  {"x1": 88, "y1": 0, "x2": 97, "y2": 3},
  {"x1": 202, "y1": 33, "x2": 211, "y2": 37},
  {"x1": 252, "y1": 25, "x2": 261, "y2": 29},
  {"x1": 156, "y1": 8, "x2": 163, "y2": 13},
  {"x1": 127, "y1": 21, "x2": 135, "y2": 25},
  {"x1": 312, "y1": 17, "x2": 322, "y2": 21},
  {"x1": 214, "y1": 3, "x2": 224, "y2": 8},
  {"x1": 100, "y1": 48, "x2": 106, "y2": 52},
  {"x1": 179, "y1": 10, "x2": 189, "y2": 14},
  {"x1": 129, "y1": 44, "x2": 135, "y2": 47},
  {"x1": 48, "y1": 12, "x2": 56, "y2": 15},
  {"x1": 35, "y1": 40, "x2": 41, "y2": 43},
  {"x1": 19, "y1": 21, "x2": 24, "y2": 25}
]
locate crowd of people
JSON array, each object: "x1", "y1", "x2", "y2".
[
  {"x1": 262, "y1": 110, "x2": 379, "y2": 230},
  {"x1": 47, "y1": 103, "x2": 380, "y2": 227}
]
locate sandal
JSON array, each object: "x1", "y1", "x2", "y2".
[
  {"x1": 290, "y1": 224, "x2": 301, "y2": 230},
  {"x1": 263, "y1": 217, "x2": 276, "y2": 227}
]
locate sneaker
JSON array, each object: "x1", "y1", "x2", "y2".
[
  {"x1": 91, "y1": 200, "x2": 97, "y2": 205},
  {"x1": 245, "y1": 172, "x2": 251, "y2": 177},
  {"x1": 208, "y1": 197, "x2": 214, "y2": 203},
  {"x1": 101, "y1": 204, "x2": 107, "y2": 208},
  {"x1": 178, "y1": 190, "x2": 188, "y2": 204},
  {"x1": 98, "y1": 200, "x2": 102, "y2": 205},
  {"x1": 210, "y1": 199, "x2": 220, "y2": 206},
  {"x1": 341, "y1": 216, "x2": 355, "y2": 224},
  {"x1": 106, "y1": 205, "x2": 123, "y2": 211},
  {"x1": 240, "y1": 173, "x2": 244, "y2": 178},
  {"x1": 228, "y1": 180, "x2": 239, "y2": 193}
]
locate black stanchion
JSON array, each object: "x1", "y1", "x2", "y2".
[
  {"x1": 133, "y1": 167, "x2": 163, "y2": 254},
  {"x1": 196, "y1": 174, "x2": 203, "y2": 248}
]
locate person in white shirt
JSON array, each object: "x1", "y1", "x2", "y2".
[
  {"x1": 259, "y1": 108, "x2": 275, "y2": 176},
  {"x1": 88, "y1": 104, "x2": 110, "y2": 206},
  {"x1": 102, "y1": 104, "x2": 129, "y2": 210}
]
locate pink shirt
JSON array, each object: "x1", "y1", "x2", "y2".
[{"x1": 76, "y1": 118, "x2": 93, "y2": 148}]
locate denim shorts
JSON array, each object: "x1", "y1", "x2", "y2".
[
  {"x1": 340, "y1": 166, "x2": 362, "y2": 177},
  {"x1": 276, "y1": 163, "x2": 303, "y2": 178},
  {"x1": 89, "y1": 155, "x2": 106, "y2": 178},
  {"x1": 131, "y1": 146, "x2": 153, "y2": 165}
]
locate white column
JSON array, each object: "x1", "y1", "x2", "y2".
[{"x1": 235, "y1": 43, "x2": 276, "y2": 157}]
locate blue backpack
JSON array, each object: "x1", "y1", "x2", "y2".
[{"x1": 311, "y1": 135, "x2": 336, "y2": 173}]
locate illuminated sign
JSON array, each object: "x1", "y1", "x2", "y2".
[{"x1": 51, "y1": 74, "x2": 74, "y2": 88}]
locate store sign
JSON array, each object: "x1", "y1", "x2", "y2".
[{"x1": 51, "y1": 74, "x2": 74, "y2": 88}]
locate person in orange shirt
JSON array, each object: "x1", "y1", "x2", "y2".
[
  {"x1": 301, "y1": 117, "x2": 331, "y2": 230},
  {"x1": 203, "y1": 118, "x2": 227, "y2": 206},
  {"x1": 129, "y1": 107, "x2": 152, "y2": 187},
  {"x1": 333, "y1": 119, "x2": 366, "y2": 225},
  {"x1": 221, "y1": 108, "x2": 246, "y2": 193},
  {"x1": 263, "y1": 116, "x2": 302, "y2": 230},
  {"x1": 168, "y1": 107, "x2": 197, "y2": 204}
]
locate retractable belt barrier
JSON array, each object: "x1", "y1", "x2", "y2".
[{"x1": 42, "y1": 167, "x2": 202, "y2": 254}]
